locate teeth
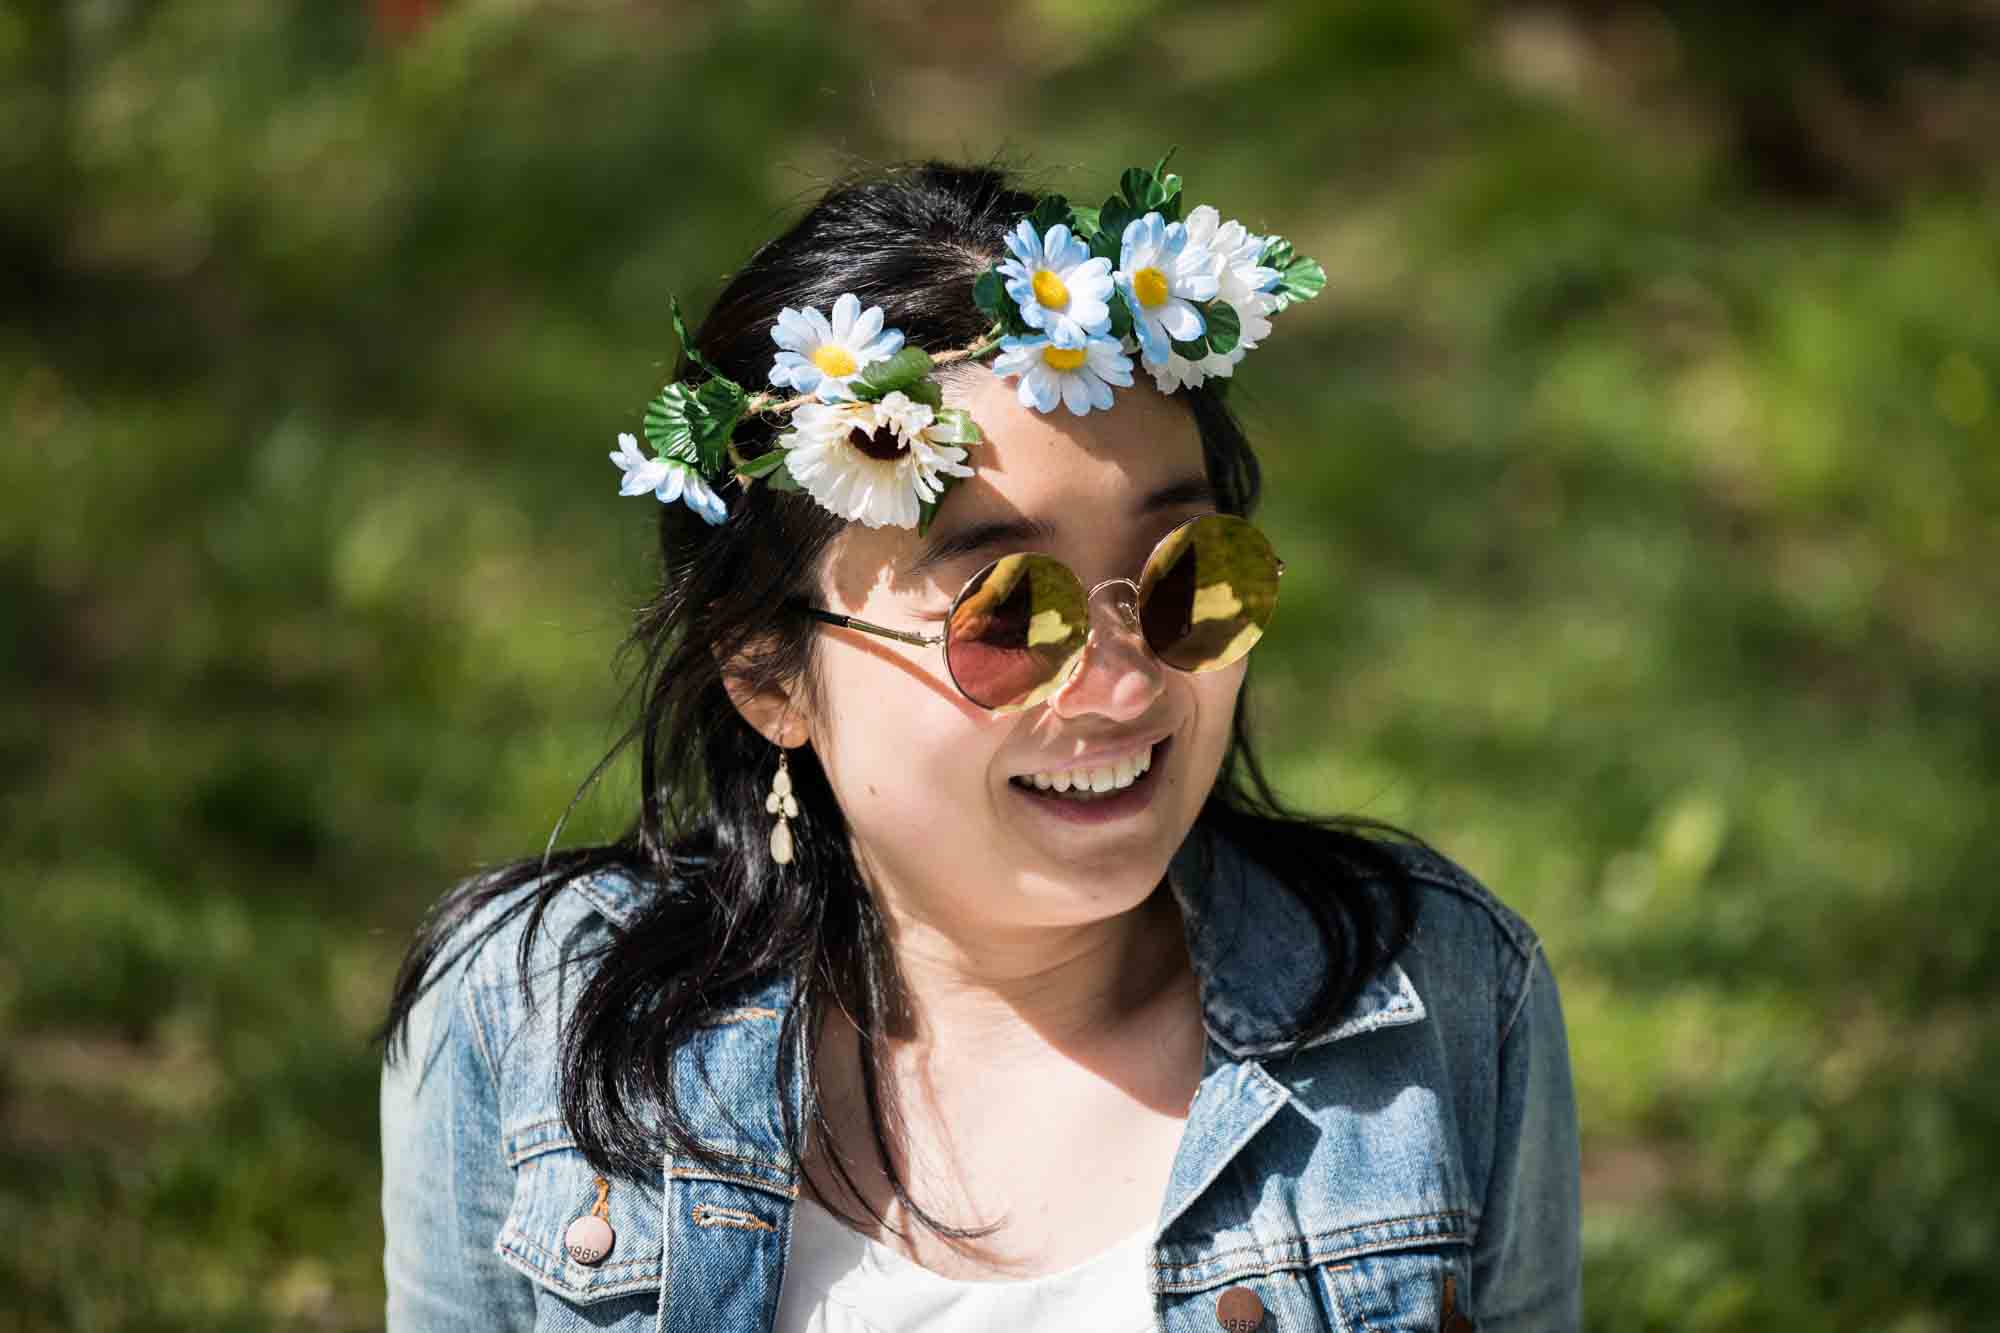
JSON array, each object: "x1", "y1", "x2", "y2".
[{"x1": 1018, "y1": 741, "x2": 1157, "y2": 796}]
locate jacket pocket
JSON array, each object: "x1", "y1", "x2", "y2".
[
  {"x1": 493, "y1": 1136, "x2": 665, "y2": 1306},
  {"x1": 1318, "y1": 1238, "x2": 1475, "y2": 1332}
]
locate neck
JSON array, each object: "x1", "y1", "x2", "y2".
[
  {"x1": 799, "y1": 873, "x2": 1208, "y2": 1220},
  {"x1": 826, "y1": 868, "x2": 1198, "y2": 1079}
]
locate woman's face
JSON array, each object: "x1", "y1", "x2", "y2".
[{"x1": 802, "y1": 366, "x2": 1247, "y2": 935}]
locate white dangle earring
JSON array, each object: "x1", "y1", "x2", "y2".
[{"x1": 765, "y1": 747, "x2": 799, "y2": 865}]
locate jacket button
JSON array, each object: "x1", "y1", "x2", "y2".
[
  {"x1": 1216, "y1": 1285, "x2": 1265, "y2": 1330},
  {"x1": 565, "y1": 1213, "x2": 616, "y2": 1266}
]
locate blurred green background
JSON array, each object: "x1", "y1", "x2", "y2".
[{"x1": 4, "y1": 1, "x2": 1995, "y2": 1328}]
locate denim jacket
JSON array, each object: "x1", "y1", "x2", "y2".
[{"x1": 380, "y1": 827, "x2": 1582, "y2": 1331}]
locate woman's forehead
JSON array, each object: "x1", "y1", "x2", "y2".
[{"x1": 937, "y1": 367, "x2": 1205, "y2": 512}]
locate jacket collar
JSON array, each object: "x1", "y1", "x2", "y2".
[{"x1": 1164, "y1": 822, "x2": 1426, "y2": 1057}]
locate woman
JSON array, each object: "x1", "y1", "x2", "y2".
[{"x1": 377, "y1": 156, "x2": 1581, "y2": 1332}]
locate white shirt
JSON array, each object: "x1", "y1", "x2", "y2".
[{"x1": 773, "y1": 1195, "x2": 1159, "y2": 1333}]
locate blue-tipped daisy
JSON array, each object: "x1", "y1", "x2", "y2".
[
  {"x1": 767, "y1": 292, "x2": 905, "y2": 402},
  {"x1": 997, "y1": 219, "x2": 1115, "y2": 349},
  {"x1": 609, "y1": 432, "x2": 728, "y2": 525},
  {"x1": 991, "y1": 333, "x2": 1135, "y2": 416},
  {"x1": 1114, "y1": 213, "x2": 1219, "y2": 368}
]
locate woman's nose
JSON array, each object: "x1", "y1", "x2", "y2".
[{"x1": 1046, "y1": 580, "x2": 1165, "y2": 720}]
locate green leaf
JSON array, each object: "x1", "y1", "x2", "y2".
[
  {"x1": 1106, "y1": 290, "x2": 1134, "y2": 341},
  {"x1": 929, "y1": 407, "x2": 984, "y2": 445},
  {"x1": 899, "y1": 378, "x2": 944, "y2": 410},
  {"x1": 1257, "y1": 235, "x2": 1296, "y2": 271},
  {"x1": 1272, "y1": 256, "x2": 1326, "y2": 312},
  {"x1": 973, "y1": 265, "x2": 1007, "y2": 318},
  {"x1": 972, "y1": 263, "x2": 1034, "y2": 336},
  {"x1": 916, "y1": 470, "x2": 969, "y2": 537},
  {"x1": 687, "y1": 378, "x2": 747, "y2": 474},
  {"x1": 1092, "y1": 197, "x2": 1136, "y2": 263},
  {"x1": 1069, "y1": 204, "x2": 1101, "y2": 240},
  {"x1": 1121, "y1": 166, "x2": 1167, "y2": 212},
  {"x1": 695, "y1": 375, "x2": 746, "y2": 414},
  {"x1": 670, "y1": 296, "x2": 724, "y2": 381},
  {"x1": 643, "y1": 384, "x2": 700, "y2": 467},
  {"x1": 1153, "y1": 147, "x2": 1185, "y2": 223},
  {"x1": 766, "y1": 462, "x2": 802, "y2": 492},
  {"x1": 850, "y1": 346, "x2": 935, "y2": 401},
  {"x1": 736, "y1": 447, "x2": 789, "y2": 479},
  {"x1": 1027, "y1": 193, "x2": 1071, "y2": 236},
  {"x1": 1171, "y1": 334, "x2": 1211, "y2": 361},
  {"x1": 1204, "y1": 300, "x2": 1241, "y2": 356}
]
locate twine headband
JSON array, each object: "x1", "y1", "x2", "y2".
[{"x1": 610, "y1": 148, "x2": 1325, "y2": 535}]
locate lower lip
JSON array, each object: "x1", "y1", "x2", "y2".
[{"x1": 1007, "y1": 738, "x2": 1171, "y2": 825}]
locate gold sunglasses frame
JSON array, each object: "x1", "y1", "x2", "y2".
[{"x1": 792, "y1": 513, "x2": 1287, "y2": 711}]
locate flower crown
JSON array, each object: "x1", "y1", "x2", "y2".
[{"x1": 610, "y1": 149, "x2": 1325, "y2": 535}]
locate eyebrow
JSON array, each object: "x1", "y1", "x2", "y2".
[{"x1": 901, "y1": 474, "x2": 1219, "y2": 580}]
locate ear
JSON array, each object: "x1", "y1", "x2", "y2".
[{"x1": 714, "y1": 643, "x2": 811, "y2": 750}]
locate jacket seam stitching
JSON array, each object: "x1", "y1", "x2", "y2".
[
  {"x1": 668, "y1": 1164, "x2": 796, "y2": 1198},
  {"x1": 506, "y1": 1114, "x2": 569, "y2": 1140},
  {"x1": 1150, "y1": 1210, "x2": 1474, "y2": 1287},
  {"x1": 1180, "y1": 1207, "x2": 1470, "y2": 1264},
  {"x1": 670, "y1": 1145, "x2": 792, "y2": 1172},
  {"x1": 1404, "y1": 866, "x2": 1540, "y2": 963},
  {"x1": 574, "y1": 871, "x2": 637, "y2": 929},
  {"x1": 1497, "y1": 938, "x2": 1543, "y2": 1049},
  {"x1": 459, "y1": 972, "x2": 504, "y2": 1091},
  {"x1": 504, "y1": 1128, "x2": 579, "y2": 1168}
]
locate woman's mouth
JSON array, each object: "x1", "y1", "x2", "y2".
[{"x1": 1006, "y1": 737, "x2": 1170, "y2": 823}]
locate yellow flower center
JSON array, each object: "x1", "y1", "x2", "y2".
[
  {"x1": 1041, "y1": 345, "x2": 1089, "y2": 371},
  {"x1": 812, "y1": 345, "x2": 857, "y2": 377},
  {"x1": 1031, "y1": 268, "x2": 1071, "y2": 310},
  {"x1": 1131, "y1": 266, "x2": 1169, "y2": 308}
]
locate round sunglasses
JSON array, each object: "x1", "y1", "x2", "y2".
[{"x1": 792, "y1": 512, "x2": 1285, "y2": 714}]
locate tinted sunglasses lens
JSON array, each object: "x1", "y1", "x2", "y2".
[
  {"x1": 1137, "y1": 515, "x2": 1281, "y2": 672},
  {"x1": 944, "y1": 553, "x2": 1089, "y2": 712}
]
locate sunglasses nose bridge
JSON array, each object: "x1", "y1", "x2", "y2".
[
  {"x1": 1039, "y1": 574, "x2": 1157, "y2": 710},
  {"x1": 1083, "y1": 576, "x2": 1143, "y2": 632}
]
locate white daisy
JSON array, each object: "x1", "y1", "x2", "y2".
[
  {"x1": 767, "y1": 293, "x2": 905, "y2": 403},
  {"x1": 779, "y1": 391, "x2": 975, "y2": 529},
  {"x1": 1114, "y1": 212, "x2": 1219, "y2": 368},
  {"x1": 1187, "y1": 204, "x2": 1283, "y2": 313},
  {"x1": 609, "y1": 432, "x2": 728, "y2": 525},
  {"x1": 997, "y1": 219, "x2": 1115, "y2": 348},
  {"x1": 991, "y1": 333, "x2": 1135, "y2": 416},
  {"x1": 1144, "y1": 205, "x2": 1283, "y2": 392}
]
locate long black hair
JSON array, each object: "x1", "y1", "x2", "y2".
[{"x1": 375, "y1": 156, "x2": 1424, "y2": 1248}]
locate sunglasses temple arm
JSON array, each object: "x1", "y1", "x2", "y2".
[{"x1": 802, "y1": 608, "x2": 945, "y2": 648}]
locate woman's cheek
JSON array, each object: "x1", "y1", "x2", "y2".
[{"x1": 819, "y1": 647, "x2": 985, "y2": 812}]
